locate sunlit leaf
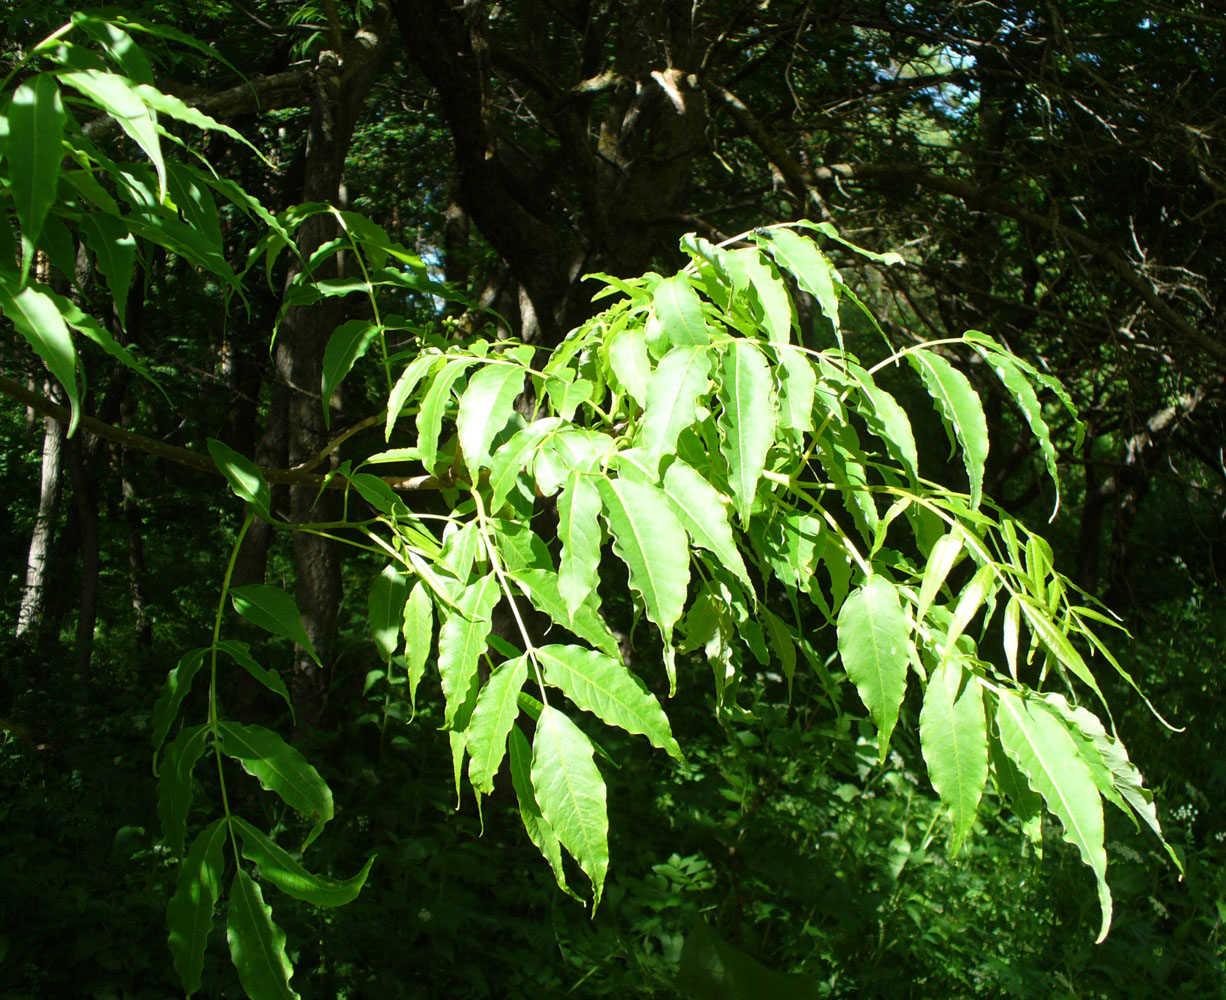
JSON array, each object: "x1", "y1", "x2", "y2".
[
  {"x1": 456, "y1": 362, "x2": 525, "y2": 481},
  {"x1": 838, "y1": 576, "x2": 909, "y2": 761},
  {"x1": 8, "y1": 74, "x2": 66, "y2": 278},
  {"x1": 466, "y1": 655, "x2": 529, "y2": 794},
  {"x1": 652, "y1": 274, "x2": 710, "y2": 348},
  {"x1": 216, "y1": 722, "x2": 333, "y2": 843},
  {"x1": 232, "y1": 817, "x2": 375, "y2": 907},
  {"x1": 537, "y1": 644, "x2": 682, "y2": 760},
  {"x1": 437, "y1": 575, "x2": 500, "y2": 729},
  {"x1": 996, "y1": 689, "x2": 1111, "y2": 942},
  {"x1": 227, "y1": 869, "x2": 299, "y2": 1000},
  {"x1": 0, "y1": 278, "x2": 80, "y2": 433},
  {"x1": 717, "y1": 340, "x2": 775, "y2": 522},
  {"x1": 919, "y1": 660, "x2": 987, "y2": 854},
  {"x1": 532, "y1": 705, "x2": 609, "y2": 906},
  {"x1": 557, "y1": 472, "x2": 603, "y2": 618},
  {"x1": 509, "y1": 724, "x2": 579, "y2": 900},
  {"x1": 208, "y1": 440, "x2": 271, "y2": 520},
  {"x1": 642, "y1": 345, "x2": 712, "y2": 471},
  {"x1": 908, "y1": 350, "x2": 989, "y2": 508}
]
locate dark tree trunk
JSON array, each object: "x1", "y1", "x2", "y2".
[{"x1": 261, "y1": 4, "x2": 393, "y2": 727}]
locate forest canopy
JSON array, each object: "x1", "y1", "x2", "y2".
[{"x1": 1, "y1": 3, "x2": 1224, "y2": 998}]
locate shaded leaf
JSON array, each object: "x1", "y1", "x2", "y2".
[
  {"x1": 157, "y1": 724, "x2": 208, "y2": 857},
  {"x1": 167, "y1": 818, "x2": 226, "y2": 996},
  {"x1": 230, "y1": 584, "x2": 318, "y2": 665},
  {"x1": 152, "y1": 647, "x2": 208, "y2": 763},
  {"x1": 321, "y1": 320, "x2": 382, "y2": 427},
  {"x1": 216, "y1": 640, "x2": 294, "y2": 722},
  {"x1": 368, "y1": 565, "x2": 409, "y2": 661}
]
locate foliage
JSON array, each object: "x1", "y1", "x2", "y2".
[{"x1": 0, "y1": 9, "x2": 1212, "y2": 1000}]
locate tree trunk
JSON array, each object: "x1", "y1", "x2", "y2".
[
  {"x1": 265, "y1": 3, "x2": 392, "y2": 727},
  {"x1": 15, "y1": 407, "x2": 64, "y2": 639}
]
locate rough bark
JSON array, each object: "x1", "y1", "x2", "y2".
[{"x1": 271, "y1": 3, "x2": 393, "y2": 726}]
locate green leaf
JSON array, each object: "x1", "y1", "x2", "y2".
[
  {"x1": 723, "y1": 246, "x2": 793, "y2": 344},
  {"x1": 1041, "y1": 694, "x2": 1182, "y2": 872},
  {"x1": 919, "y1": 660, "x2": 987, "y2": 854},
  {"x1": 216, "y1": 640, "x2": 295, "y2": 722},
  {"x1": 848, "y1": 363, "x2": 919, "y2": 483},
  {"x1": 512, "y1": 569, "x2": 622, "y2": 659},
  {"x1": 652, "y1": 274, "x2": 711, "y2": 348},
  {"x1": 466, "y1": 655, "x2": 529, "y2": 794},
  {"x1": 131, "y1": 82, "x2": 272, "y2": 164},
  {"x1": 717, "y1": 340, "x2": 775, "y2": 523},
  {"x1": 207, "y1": 439, "x2": 271, "y2": 519},
  {"x1": 152, "y1": 647, "x2": 208, "y2": 763},
  {"x1": 8, "y1": 74, "x2": 66, "y2": 276},
  {"x1": 661, "y1": 459, "x2": 751, "y2": 588},
  {"x1": 402, "y1": 582, "x2": 434, "y2": 714},
  {"x1": 0, "y1": 278, "x2": 79, "y2": 433},
  {"x1": 597, "y1": 478, "x2": 690, "y2": 687},
  {"x1": 437, "y1": 575, "x2": 501, "y2": 728},
  {"x1": 761, "y1": 228, "x2": 841, "y2": 339},
  {"x1": 231, "y1": 816, "x2": 375, "y2": 907},
  {"x1": 762, "y1": 609, "x2": 798, "y2": 694},
  {"x1": 509, "y1": 724, "x2": 579, "y2": 900},
  {"x1": 641, "y1": 345, "x2": 712, "y2": 471},
  {"x1": 776, "y1": 346, "x2": 816, "y2": 439},
  {"x1": 456, "y1": 362, "x2": 524, "y2": 481},
  {"x1": 321, "y1": 320, "x2": 382, "y2": 427},
  {"x1": 908, "y1": 350, "x2": 989, "y2": 508},
  {"x1": 678, "y1": 921, "x2": 822, "y2": 1000},
  {"x1": 167, "y1": 817, "x2": 226, "y2": 996},
  {"x1": 60, "y1": 69, "x2": 166, "y2": 199},
  {"x1": 157, "y1": 724, "x2": 209, "y2": 857},
  {"x1": 557, "y1": 473, "x2": 603, "y2": 618},
  {"x1": 537, "y1": 644, "x2": 682, "y2": 760},
  {"x1": 416, "y1": 357, "x2": 477, "y2": 471},
  {"x1": 230, "y1": 584, "x2": 319, "y2": 665},
  {"x1": 488, "y1": 417, "x2": 562, "y2": 512},
  {"x1": 973, "y1": 345, "x2": 1063, "y2": 517},
  {"x1": 215, "y1": 722, "x2": 334, "y2": 841},
  {"x1": 606, "y1": 324, "x2": 650, "y2": 406},
  {"x1": 531, "y1": 705, "x2": 609, "y2": 907},
  {"x1": 944, "y1": 562, "x2": 996, "y2": 657},
  {"x1": 227, "y1": 869, "x2": 299, "y2": 1000},
  {"x1": 916, "y1": 531, "x2": 964, "y2": 623},
  {"x1": 996, "y1": 690, "x2": 1111, "y2": 942},
  {"x1": 837, "y1": 576, "x2": 910, "y2": 761},
  {"x1": 385, "y1": 352, "x2": 442, "y2": 439},
  {"x1": 368, "y1": 565, "x2": 409, "y2": 661}
]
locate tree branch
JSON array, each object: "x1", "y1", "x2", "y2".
[{"x1": 0, "y1": 376, "x2": 444, "y2": 493}]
